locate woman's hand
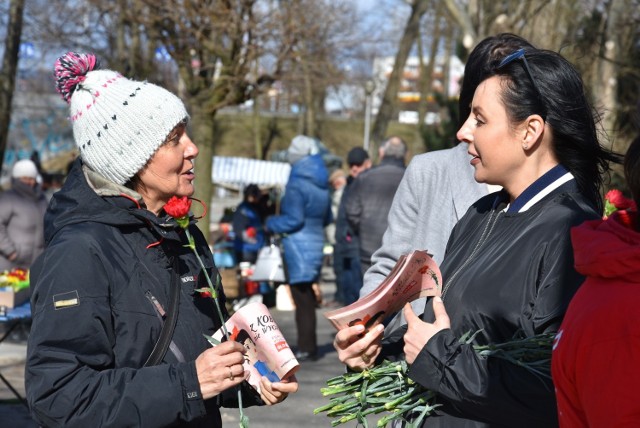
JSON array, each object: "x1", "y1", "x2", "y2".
[
  {"x1": 195, "y1": 341, "x2": 248, "y2": 400},
  {"x1": 333, "y1": 323, "x2": 384, "y2": 371},
  {"x1": 259, "y1": 375, "x2": 299, "y2": 405},
  {"x1": 403, "y1": 297, "x2": 450, "y2": 364}
]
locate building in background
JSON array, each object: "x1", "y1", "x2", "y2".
[{"x1": 371, "y1": 55, "x2": 465, "y2": 124}]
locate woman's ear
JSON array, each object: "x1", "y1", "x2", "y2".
[{"x1": 522, "y1": 114, "x2": 545, "y2": 151}]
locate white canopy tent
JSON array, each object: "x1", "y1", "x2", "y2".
[{"x1": 211, "y1": 156, "x2": 291, "y2": 190}]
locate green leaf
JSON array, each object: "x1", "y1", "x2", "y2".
[{"x1": 203, "y1": 334, "x2": 220, "y2": 346}]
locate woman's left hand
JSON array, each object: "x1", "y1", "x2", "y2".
[
  {"x1": 259, "y1": 375, "x2": 299, "y2": 405},
  {"x1": 403, "y1": 297, "x2": 450, "y2": 364}
]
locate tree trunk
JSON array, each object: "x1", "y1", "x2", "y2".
[
  {"x1": 300, "y1": 44, "x2": 316, "y2": 136},
  {"x1": 253, "y1": 92, "x2": 262, "y2": 158},
  {"x1": 190, "y1": 101, "x2": 217, "y2": 240},
  {"x1": 0, "y1": 0, "x2": 25, "y2": 172},
  {"x1": 115, "y1": 0, "x2": 127, "y2": 73},
  {"x1": 442, "y1": 0, "x2": 477, "y2": 46},
  {"x1": 600, "y1": 0, "x2": 622, "y2": 153},
  {"x1": 417, "y1": 5, "x2": 443, "y2": 148},
  {"x1": 370, "y1": 0, "x2": 430, "y2": 152},
  {"x1": 442, "y1": 24, "x2": 454, "y2": 101}
]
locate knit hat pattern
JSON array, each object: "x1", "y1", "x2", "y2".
[{"x1": 54, "y1": 52, "x2": 188, "y2": 185}]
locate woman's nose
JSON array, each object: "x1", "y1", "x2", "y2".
[
  {"x1": 456, "y1": 116, "x2": 473, "y2": 144},
  {"x1": 183, "y1": 134, "x2": 199, "y2": 158}
]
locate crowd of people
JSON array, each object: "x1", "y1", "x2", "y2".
[{"x1": 0, "y1": 32, "x2": 637, "y2": 427}]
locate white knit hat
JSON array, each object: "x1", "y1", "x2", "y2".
[
  {"x1": 54, "y1": 52, "x2": 189, "y2": 185},
  {"x1": 288, "y1": 135, "x2": 318, "y2": 164},
  {"x1": 12, "y1": 159, "x2": 39, "y2": 179}
]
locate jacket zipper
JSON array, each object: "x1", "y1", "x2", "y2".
[
  {"x1": 145, "y1": 290, "x2": 166, "y2": 319},
  {"x1": 441, "y1": 209, "x2": 502, "y2": 301}
]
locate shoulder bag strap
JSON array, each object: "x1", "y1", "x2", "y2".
[{"x1": 144, "y1": 256, "x2": 181, "y2": 367}]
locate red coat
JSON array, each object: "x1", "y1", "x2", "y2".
[{"x1": 552, "y1": 210, "x2": 640, "y2": 427}]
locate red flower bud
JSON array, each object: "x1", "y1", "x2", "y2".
[
  {"x1": 605, "y1": 190, "x2": 634, "y2": 210},
  {"x1": 164, "y1": 196, "x2": 192, "y2": 219}
]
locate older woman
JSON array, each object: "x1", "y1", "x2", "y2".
[
  {"x1": 334, "y1": 42, "x2": 620, "y2": 427},
  {"x1": 26, "y1": 52, "x2": 297, "y2": 428}
]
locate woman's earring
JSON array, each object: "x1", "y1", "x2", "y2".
[{"x1": 523, "y1": 144, "x2": 529, "y2": 150}]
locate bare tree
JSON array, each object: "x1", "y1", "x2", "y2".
[
  {"x1": 274, "y1": 0, "x2": 360, "y2": 137},
  {"x1": 370, "y1": 0, "x2": 430, "y2": 153},
  {"x1": 0, "y1": 0, "x2": 26, "y2": 173}
]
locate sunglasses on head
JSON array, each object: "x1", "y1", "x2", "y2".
[
  {"x1": 498, "y1": 49, "x2": 542, "y2": 98},
  {"x1": 497, "y1": 49, "x2": 546, "y2": 117}
]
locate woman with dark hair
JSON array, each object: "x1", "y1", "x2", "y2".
[
  {"x1": 335, "y1": 43, "x2": 621, "y2": 427},
  {"x1": 359, "y1": 34, "x2": 535, "y2": 316},
  {"x1": 553, "y1": 135, "x2": 640, "y2": 427}
]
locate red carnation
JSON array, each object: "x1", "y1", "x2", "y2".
[
  {"x1": 605, "y1": 190, "x2": 635, "y2": 210},
  {"x1": 604, "y1": 190, "x2": 637, "y2": 219},
  {"x1": 164, "y1": 196, "x2": 192, "y2": 219}
]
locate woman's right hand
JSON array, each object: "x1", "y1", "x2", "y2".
[
  {"x1": 333, "y1": 324, "x2": 384, "y2": 371},
  {"x1": 195, "y1": 341, "x2": 248, "y2": 400}
]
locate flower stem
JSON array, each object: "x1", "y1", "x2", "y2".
[{"x1": 184, "y1": 228, "x2": 246, "y2": 427}]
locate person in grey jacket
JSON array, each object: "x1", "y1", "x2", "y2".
[
  {"x1": 359, "y1": 34, "x2": 535, "y2": 318},
  {"x1": 0, "y1": 159, "x2": 47, "y2": 271},
  {"x1": 345, "y1": 136, "x2": 407, "y2": 275}
]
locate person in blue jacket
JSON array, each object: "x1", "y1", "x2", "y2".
[{"x1": 266, "y1": 135, "x2": 332, "y2": 361}]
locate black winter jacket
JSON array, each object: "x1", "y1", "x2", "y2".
[
  {"x1": 383, "y1": 180, "x2": 598, "y2": 427},
  {"x1": 333, "y1": 177, "x2": 360, "y2": 259},
  {"x1": 26, "y1": 161, "x2": 260, "y2": 428}
]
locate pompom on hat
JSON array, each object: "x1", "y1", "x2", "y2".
[{"x1": 54, "y1": 52, "x2": 189, "y2": 185}]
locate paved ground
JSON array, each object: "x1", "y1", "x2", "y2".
[{"x1": 0, "y1": 267, "x2": 367, "y2": 428}]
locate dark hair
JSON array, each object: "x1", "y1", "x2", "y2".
[
  {"x1": 492, "y1": 48, "x2": 623, "y2": 212},
  {"x1": 235, "y1": 329, "x2": 253, "y2": 344},
  {"x1": 625, "y1": 135, "x2": 640, "y2": 209},
  {"x1": 124, "y1": 174, "x2": 143, "y2": 192},
  {"x1": 458, "y1": 34, "x2": 535, "y2": 128},
  {"x1": 243, "y1": 184, "x2": 261, "y2": 200}
]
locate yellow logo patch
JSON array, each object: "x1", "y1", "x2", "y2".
[{"x1": 53, "y1": 290, "x2": 80, "y2": 309}]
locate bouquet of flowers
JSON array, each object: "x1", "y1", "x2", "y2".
[
  {"x1": 0, "y1": 268, "x2": 29, "y2": 291},
  {"x1": 315, "y1": 331, "x2": 554, "y2": 428}
]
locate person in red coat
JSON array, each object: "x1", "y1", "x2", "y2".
[{"x1": 552, "y1": 135, "x2": 640, "y2": 427}]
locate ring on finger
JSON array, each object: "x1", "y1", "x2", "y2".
[
  {"x1": 362, "y1": 354, "x2": 370, "y2": 363},
  {"x1": 228, "y1": 366, "x2": 235, "y2": 381}
]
